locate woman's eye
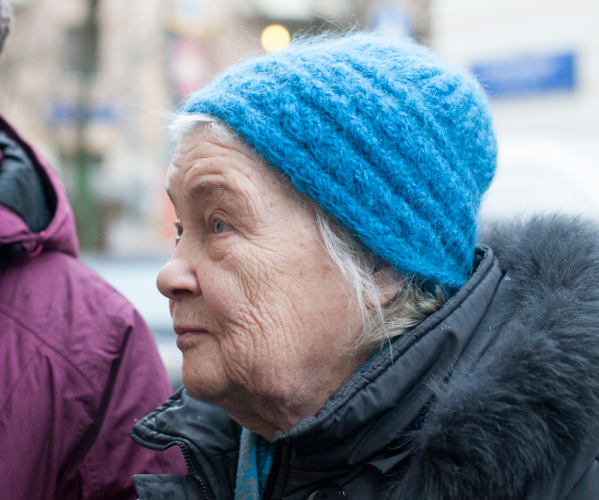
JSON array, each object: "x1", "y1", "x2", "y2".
[
  {"x1": 212, "y1": 219, "x2": 232, "y2": 234},
  {"x1": 173, "y1": 221, "x2": 183, "y2": 238}
]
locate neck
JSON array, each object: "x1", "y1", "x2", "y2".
[{"x1": 215, "y1": 350, "x2": 373, "y2": 441}]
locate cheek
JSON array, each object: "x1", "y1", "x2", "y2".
[
  {"x1": 289, "y1": 261, "x2": 355, "y2": 335},
  {"x1": 200, "y1": 252, "x2": 274, "y2": 340},
  {"x1": 236, "y1": 241, "x2": 353, "y2": 343},
  {"x1": 203, "y1": 249, "x2": 294, "y2": 349},
  {"x1": 202, "y1": 266, "x2": 246, "y2": 321}
]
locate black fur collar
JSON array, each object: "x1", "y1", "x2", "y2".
[{"x1": 399, "y1": 215, "x2": 599, "y2": 499}]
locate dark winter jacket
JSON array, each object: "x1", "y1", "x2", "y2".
[
  {"x1": 131, "y1": 215, "x2": 599, "y2": 500},
  {"x1": 0, "y1": 116, "x2": 187, "y2": 499}
]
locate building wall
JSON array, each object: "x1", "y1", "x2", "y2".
[
  {"x1": 0, "y1": 0, "x2": 174, "y2": 254},
  {"x1": 431, "y1": 0, "x2": 599, "y2": 218},
  {"x1": 0, "y1": 0, "x2": 433, "y2": 255}
]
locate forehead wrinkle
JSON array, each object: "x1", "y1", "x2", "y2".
[
  {"x1": 188, "y1": 151, "x2": 272, "y2": 206},
  {"x1": 168, "y1": 130, "x2": 276, "y2": 220},
  {"x1": 187, "y1": 182, "x2": 239, "y2": 204}
]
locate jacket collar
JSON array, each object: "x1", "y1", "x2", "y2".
[
  {"x1": 398, "y1": 216, "x2": 599, "y2": 499},
  {"x1": 132, "y1": 388, "x2": 242, "y2": 500}
]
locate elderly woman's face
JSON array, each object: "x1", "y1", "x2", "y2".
[{"x1": 157, "y1": 126, "x2": 364, "y2": 427}]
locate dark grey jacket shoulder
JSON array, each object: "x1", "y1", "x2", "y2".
[{"x1": 132, "y1": 215, "x2": 599, "y2": 500}]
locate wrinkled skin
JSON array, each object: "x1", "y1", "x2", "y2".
[{"x1": 157, "y1": 126, "x2": 370, "y2": 440}]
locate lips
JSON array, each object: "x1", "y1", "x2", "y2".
[
  {"x1": 174, "y1": 326, "x2": 211, "y2": 350},
  {"x1": 174, "y1": 325, "x2": 211, "y2": 336}
]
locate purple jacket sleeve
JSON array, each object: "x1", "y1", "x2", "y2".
[
  {"x1": 0, "y1": 251, "x2": 187, "y2": 499},
  {"x1": 77, "y1": 303, "x2": 188, "y2": 499}
]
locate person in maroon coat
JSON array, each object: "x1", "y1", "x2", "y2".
[{"x1": 0, "y1": 3, "x2": 186, "y2": 498}]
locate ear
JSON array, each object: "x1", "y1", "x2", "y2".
[{"x1": 371, "y1": 264, "x2": 402, "y2": 308}]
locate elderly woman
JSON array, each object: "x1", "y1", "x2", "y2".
[{"x1": 131, "y1": 34, "x2": 599, "y2": 500}]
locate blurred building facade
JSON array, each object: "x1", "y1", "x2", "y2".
[
  {"x1": 431, "y1": 0, "x2": 599, "y2": 219},
  {"x1": 0, "y1": 0, "x2": 174, "y2": 253},
  {"x1": 2, "y1": 0, "x2": 597, "y2": 253},
  {"x1": 0, "y1": 0, "x2": 428, "y2": 255}
]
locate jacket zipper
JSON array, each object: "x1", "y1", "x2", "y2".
[
  {"x1": 261, "y1": 443, "x2": 283, "y2": 500},
  {"x1": 388, "y1": 409, "x2": 430, "y2": 451},
  {"x1": 130, "y1": 432, "x2": 213, "y2": 500}
]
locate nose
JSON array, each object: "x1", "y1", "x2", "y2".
[{"x1": 156, "y1": 247, "x2": 201, "y2": 300}]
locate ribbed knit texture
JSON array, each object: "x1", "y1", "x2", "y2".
[{"x1": 185, "y1": 33, "x2": 497, "y2": 286}]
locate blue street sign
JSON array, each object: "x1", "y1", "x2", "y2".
[
  {"x1": 471, "y1": 52, "x2": 576, "y2": 98},
  {"x1": 370, "y1": 3, "x2": 413, "y2": 39},
  {"x1": 45, "y1": 103, "x2": 120, "y2": 127}
]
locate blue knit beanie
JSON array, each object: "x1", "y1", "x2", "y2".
[{"x1": 184, "y1": 33, "x2": 497, "y2": 287}]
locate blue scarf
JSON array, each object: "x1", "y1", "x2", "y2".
[{"x1": 234, "y1": 428, "x2": 275, "y2": 500}]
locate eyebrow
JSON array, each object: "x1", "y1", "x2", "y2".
[{"x1": 165, "y1": 180, "x2": 243, "y2": 207}]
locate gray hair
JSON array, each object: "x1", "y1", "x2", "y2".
[
  {"x1": 169, "y1": 113, "x2": 446, "y2": 353},
  {"x1": 315, "y1": 209, "x2": 447, "y2": 353}
]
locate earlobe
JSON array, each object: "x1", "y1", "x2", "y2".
[
  {"x1": 373, "y1": 265, "x2": 402, "y2": 308},
  {"x1": 380, "y1": 287, "x2": 400, "y2": 306}
]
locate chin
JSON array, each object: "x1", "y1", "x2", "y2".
[
  {"x1": 181, "y1": 354, "x2": 227, "y2": 402},
  {"x1": 182, "y1": 373, "x2": 218, "y2": 401}
]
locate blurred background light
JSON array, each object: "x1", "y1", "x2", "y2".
[{"x1": 261, "y1": 24, "x2": 291, "y2": 52}]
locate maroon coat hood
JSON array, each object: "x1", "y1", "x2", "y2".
[{"x1": 0, "y1": 115, "x2": 78, "y2": 257}]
